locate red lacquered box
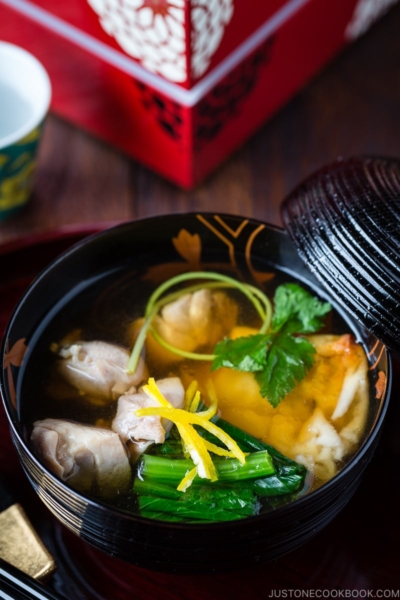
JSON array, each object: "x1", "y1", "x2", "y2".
[{"x1": 0, "y1": 0, "x2": 396, "y2": 188}]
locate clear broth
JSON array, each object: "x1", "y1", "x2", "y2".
[{"x1": 19, "y1": 265, "x2": 373, "y2": 516}]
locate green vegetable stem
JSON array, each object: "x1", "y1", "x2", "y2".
[
  {"x1": 135, "y1": 422, "x2": 309, "y2": 522},
  {"x1": 138, "y1": 450, "x2": 275, "y2": 485},
  {"x1": 127, "y1": 271, "x2": 273, "y2": 374}
]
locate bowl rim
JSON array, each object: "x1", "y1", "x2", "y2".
[{"x1": 0, "y1": 213, "x2": 392, "y2": 530}]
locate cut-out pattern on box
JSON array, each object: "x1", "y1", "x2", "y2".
[{"x1": 87, "y1": 0, "x2": 235, "y2": 83}]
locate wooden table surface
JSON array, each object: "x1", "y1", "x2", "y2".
[
  {"x1": 1, "y1": 4, "x2": 400, "y2": 599},
  {"x1": 1, "y1": 5, "x2": 400, "y2": 243}
]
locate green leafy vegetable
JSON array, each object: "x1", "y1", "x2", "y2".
[
  {"x1": 148, "y1": 440, "x2": 184, "y2": 457},
  {"x1": 252, "y1": 473, "x2": 303, "y2": 496},
  {"x1": 272, "y1": 283, "x2": 332, "y2": 334},
  {"x1": 212, "y1": 283, "x2": 331, "y2": 407},
  {"x1": 134, "y1": 479, "x2": 260, "y2": 521},
  {"x1": 200, "y1": 412, "x2": 306, "y2": 471},
  {"x1": 255, "y1": 333, "x2": 316, "y2": 407},
  {"x1": 196, "y1": 412, "x2": 307, "y2": 496},
  {"x1": 134, "y1": 420, "x2": 309, "y2": 522},
  {"x1": 138, "y1": 497, "x2": 249, "y2": 522},
  {"x1": 212, "y1": 334, "x2": 273, "y2": 372}
]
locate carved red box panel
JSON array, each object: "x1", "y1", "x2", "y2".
[{"x1": 0, "y1": 0, "x2": 395, "y2": 187}]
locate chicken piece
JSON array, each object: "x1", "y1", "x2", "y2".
[
  {"x1": 30, "y1": 418, "x2": 131, "y2": 497},
  {"x1": 151, "y1": 289, "x2": 238, "y2": 356},
  {"x1": 58, "y1": 340, "x2": 147, "y2": 400},
  {"x1": 112, "y1": 377, "x2": 185, "y2": 449}
]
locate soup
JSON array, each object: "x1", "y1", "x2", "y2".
[{"x1": 21, "y1": 267, "x2": 370, "y2": 523}]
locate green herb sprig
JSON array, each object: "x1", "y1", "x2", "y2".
[{"x1": 212, "y1": 283, "x2": 331, "y2": 407}]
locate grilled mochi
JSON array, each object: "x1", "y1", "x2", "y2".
[
  {"x1": 30, "y1": 418, "x2": 131, "y2": 497},
  {"x1": 58, "y1": 340, "x2": 147, "y2": 400}
]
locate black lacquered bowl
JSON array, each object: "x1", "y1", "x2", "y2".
[{"x1": 0, "y1": 213, "x2": 391, "y2": 573}]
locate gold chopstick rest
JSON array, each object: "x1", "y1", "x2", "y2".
[{"x1": 0, "y1": 503, "x2": 56, "y2": 581}]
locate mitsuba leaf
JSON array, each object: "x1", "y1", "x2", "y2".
[
  {"x1": 272, "y1": 283, "x2": 331, "y2": 334},
  {"x1": 212, "y1": 334, "x2": 272, "y2": 372},
  {"x1": 210, "y1": 283, "x2": 331, "y2": 407},
  {"x1": 255, "y1": 334, "x2": 316, "y2": 407}
]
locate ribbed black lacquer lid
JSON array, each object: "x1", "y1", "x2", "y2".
[{"x1": 281, "y1": 155, "x2": 400, "y2": 355}]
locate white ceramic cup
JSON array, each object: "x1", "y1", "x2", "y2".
[{"x1": 0, "y1": 42, "x2": 51, "y2": 220}]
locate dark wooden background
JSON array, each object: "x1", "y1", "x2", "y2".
[{"x1": 1, "y1": 4, "x2": 400, "y2": 242}]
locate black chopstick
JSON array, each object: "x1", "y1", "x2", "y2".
[{"x1": 0, "y1": 558, "x2": 65, "y2": 600}]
